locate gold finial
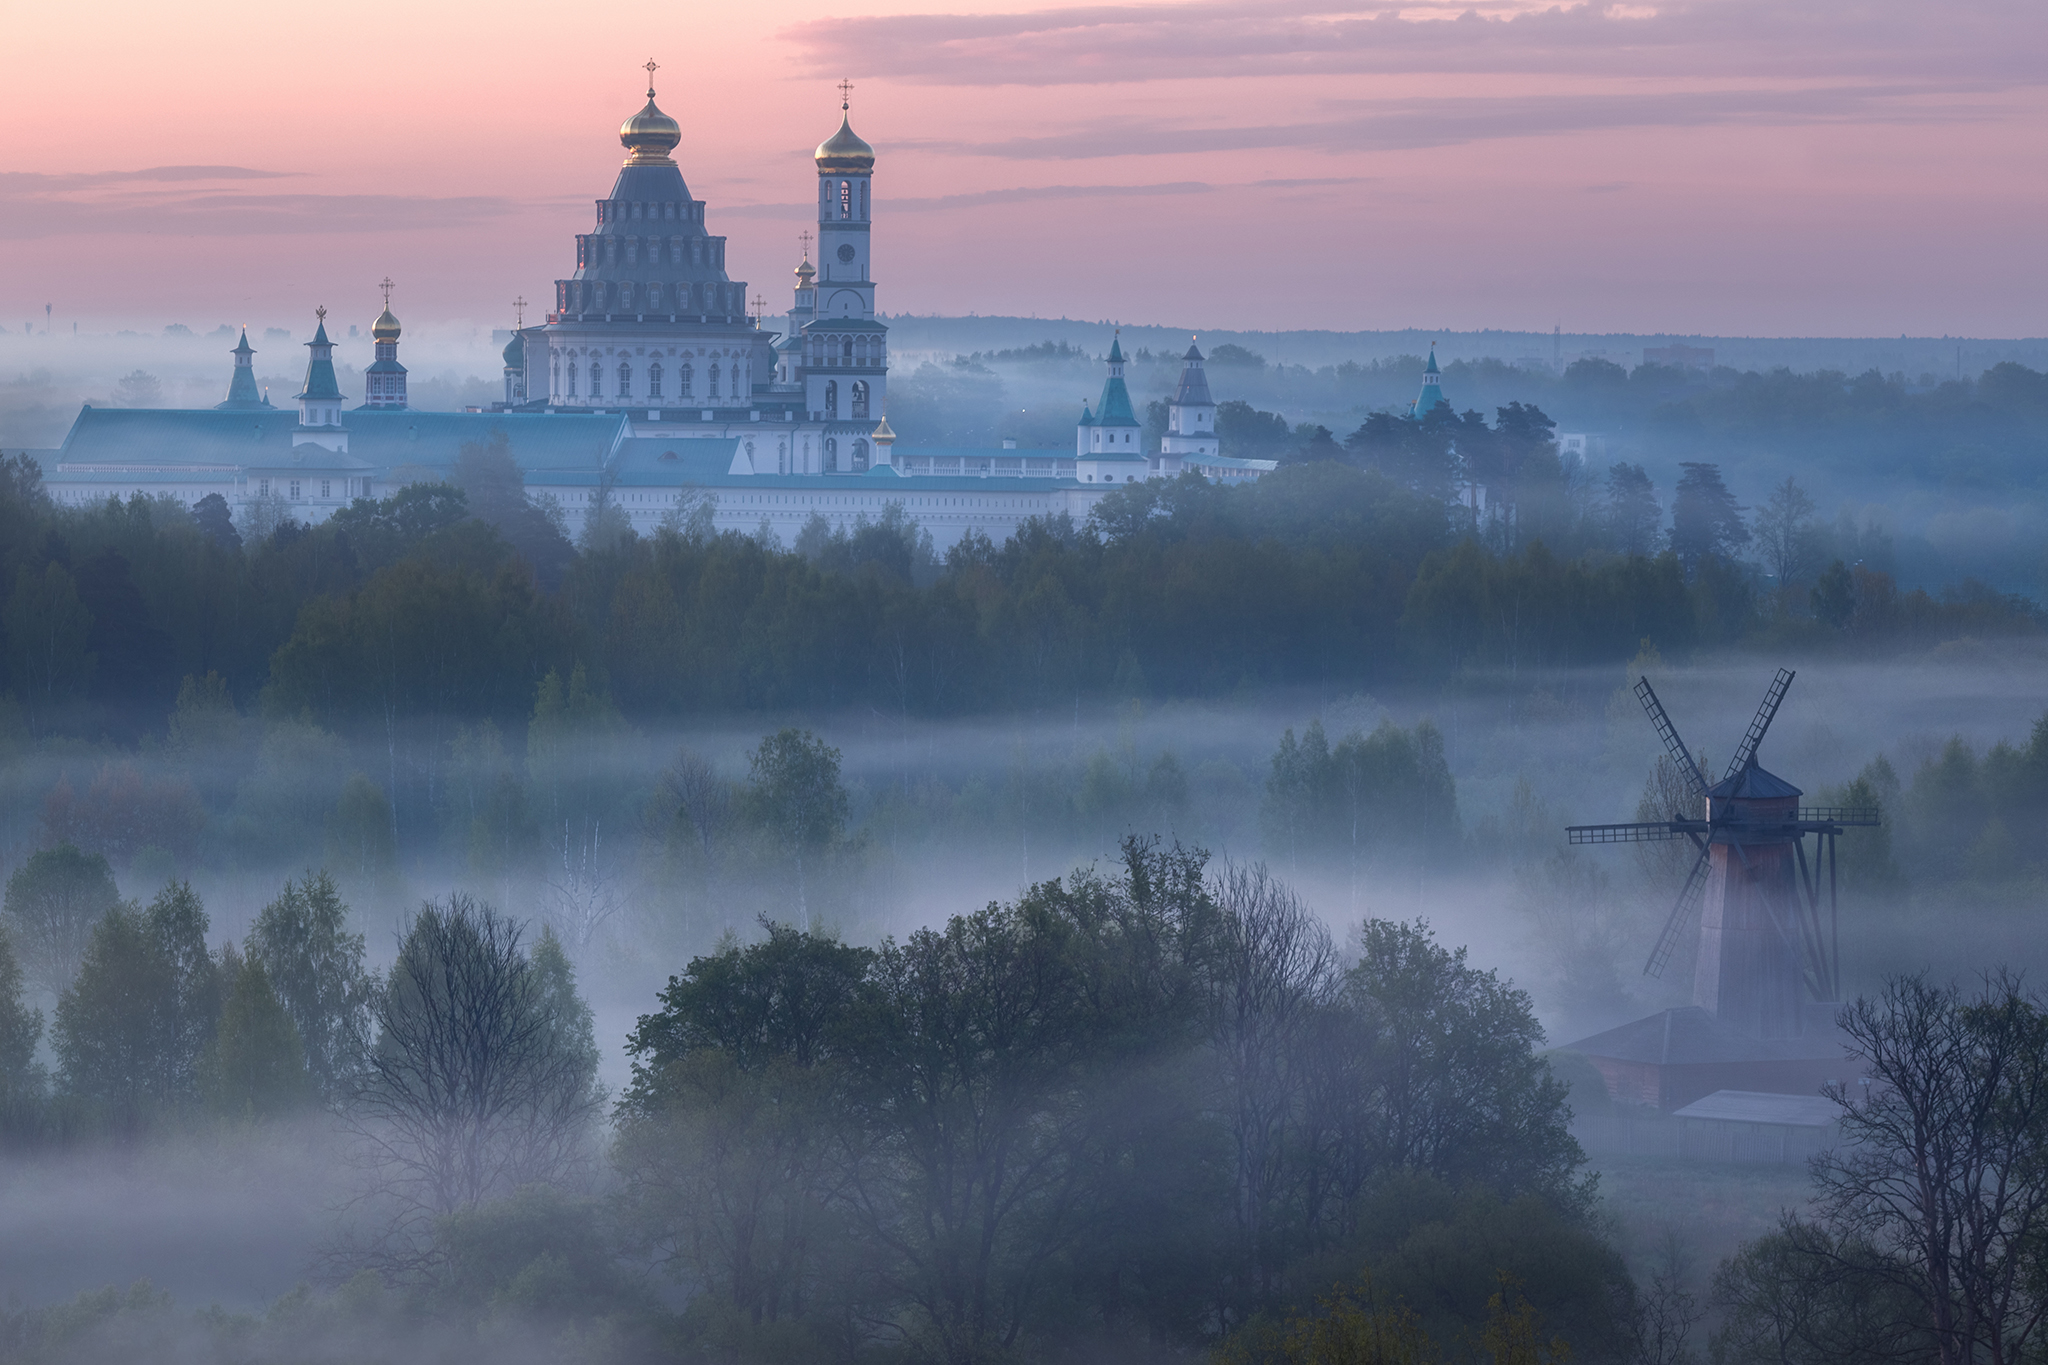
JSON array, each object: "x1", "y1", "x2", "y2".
[
  {"x1": 750, "y1": 292, "x2": 767, "y2": 323},
  {"x1": 644, "y1": 58, "x2": 660, "y2": 96},
  {"x1": 513, "y1": 296, "x2": 527, "y2": 328},
  {"x1": 316, "y1": 304, "x2": 327, "y2": 322},
  {"x1": 838, "y1": 78, "x2": 854, "y2": 110},
  {"x1": 380, "y1": 276, "x2": 395, "y2": 306},
  {"x1": 798, "y1": 229, "x2": 814, "y2": 260}
]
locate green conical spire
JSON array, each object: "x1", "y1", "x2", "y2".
[
  {"x1": 216, "y1": 327, "x2": 265, "y2": 410},
  {"x1": 295, "y1": 308, "x2": 343, "y2": 403}
]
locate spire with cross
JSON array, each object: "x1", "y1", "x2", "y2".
[
  {"x1": 838, "y1": 79, "x2": 853, "y2": 111},
  {"x1": 380, "y1": 276, "x2": 394, "y2": 307},
  {"x1": 513, "y1": 296, "x2": 527, "y2": 328},
  {"x1": 644, "y1": 58, "x2": 659, "y2": 97},
  {"x1": 798, "y1": 229, "x2": 813, "y2": 261}
]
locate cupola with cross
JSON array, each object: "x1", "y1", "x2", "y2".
[{"x1": 361, "y1": 277, "x2": 408, "y2": 410}]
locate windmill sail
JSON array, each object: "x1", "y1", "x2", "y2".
[
  {"x1": 1635, "y1": 677, "x2": 1710, "y2": 798},
  {"x1": 1645, "y1": 845, "x2": 1712, "y2": 978},
  {"x1": 1724, "y1": 668, "x2": 1794, "y2": 780}
]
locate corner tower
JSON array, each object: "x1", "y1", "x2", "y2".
[
  {"x1": 1411, "y1": 344, "x2": 1446, "y2": 417},
  {"x1": 216, "y1": 328, "x2": 267, "y2": 410},
  {"x1": 1158, "y1": 339, "x2": 1217, "y2": 472},
  {"x1": 802, "y1": 84, "x2": 887, "y2": 468}
]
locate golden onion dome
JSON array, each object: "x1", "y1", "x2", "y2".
[
  {"x1": 370, "y1": 306, "x2": 401, "y2": 342},
  {"x1": 620, "y1": 86, "x2": 681, "y2": 166},
  {"x1": 795, "y1": 257, "x2": 816, "y2": 286},
  {"x1": 815, "y1": 112, "x2": 875, "y2": 174}
]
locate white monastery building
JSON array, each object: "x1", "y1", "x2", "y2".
[{"x1": 37, "y1": 73, "x2": 1279, "y2": 547}]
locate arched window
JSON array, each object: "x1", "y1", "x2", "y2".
[
  {"x1": 852, "y1": 439, "x2": 869, "y2": 472},
  {"x1": 824, "y1": 380, "x2": 838, "y2": 417},
  {"x1": 649, "y1": 283, "x2": 662, "y2": 310},
  {"x1": 840, "y1": 180, "x2": 851, "y2": 219},
  {"x1": 589, "y1": 362, "x2": 602, "y2": 399},
  {"x1": 648, "y1": 362, "x2": 663, "y2": 397},
  {"x1": 551, "y1": 362, "x2": 560, "y2": 395},
  {"x1": 709, "y1": 363, "x2": 721, "y2": 397},
  {"x1": 851, "y1": 380, "x2": 869, "y2": 419},
  {"x1": 825, "y1": 437, "x2": 838, "y2": 471},
  {"x1": 623, "y1": 281, "x2": 637, "y2": 310},
  {"x1": 619, "y1": 361, "x2": 632, "y2": 396},
  {"x1": 567, "y1": 361, "x2": 578, "y2": 397},
  {"x1": 680, "y1": 363, "x2": 693, "y2": 396},
  {"x1": 842, "y1": 336, "x2": 854, "y2": 361}
]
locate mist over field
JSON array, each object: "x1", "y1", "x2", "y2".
[{"x1": 8, "y1": 321, "x2": 2048, "y2": 1365}]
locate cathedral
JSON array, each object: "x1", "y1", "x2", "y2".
[{"x1": 38, "y1": 75, "x2": 1274, "y2": 547}]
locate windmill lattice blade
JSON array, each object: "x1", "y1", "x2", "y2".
[
  {"x1": 1635, "y1": 677, "x2": 1710, "y2": 797},
  {"x1": 1645, "y1": 847, "x2": 1712, "y2": 979},
  {"x1": 1725, "y1": 668, "x2": 1795, "y2": 780}
]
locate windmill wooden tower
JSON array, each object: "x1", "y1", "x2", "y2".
[{"x1": 1568, "y1": 669, "x2": 1879, "y2": 1039}]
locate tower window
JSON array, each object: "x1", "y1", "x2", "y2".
[
  {"x1": 825, "y1": 380, "x2": 838, "y2": 418},
  {"x1": 851, "y1": 380, "x2": 869, "y2": 420},
  {"x1": 840, "y1": 180, "x2": 851, "y2": 219}
]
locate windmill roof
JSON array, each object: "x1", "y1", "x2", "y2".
[
  {"x1": 1708, "y1": 763, "x2": 1802, "y2": 800},
  {"x1": 1565, "y1": 1006, "x2": 1851, "y2": 1065}
]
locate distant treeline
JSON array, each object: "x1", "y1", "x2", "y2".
[{"x1": 0, "y1": 445, "x2": 2034, "y2": 750}]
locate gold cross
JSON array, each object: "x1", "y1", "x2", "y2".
[
  {"x1": 798, "y1": 229, "x2": 813, "y2": 260},
  {"x1": 316, "y1": 305, "x2": 327, "y2": 322},
  {"x1": 513, "y1": 295, "x2": 527, "y2": 327},
  {"x1": 644, "y1": 58, "x2": 659, "y2": 94},
  {"x1": 380, "y1": 276, "x2": 394, "y2": 306},
  {"x1": 750, "y1": 292, "x2": 767, "y2": 322},
  {"x1": 838, "y1": 78, "x2": 854, "y2": 110}
]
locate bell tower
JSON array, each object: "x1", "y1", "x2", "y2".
[{"x1": 803, "y1": 83, "x2": 887, "y2": 457}]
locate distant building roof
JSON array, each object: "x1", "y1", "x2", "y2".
[
  {"x1": 1567, "y1": 1006, "x2": 1852, "y2": 1066},
  {"x1": 1671, "y1": 1089, "x2": 1841, "y2": 1127}
]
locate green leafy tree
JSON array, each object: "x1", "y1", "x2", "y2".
[
  {"x1": 1670, "y1": 462, "x2": 1748, "y2": 573},
  {"x1": 248, "y1": 871, "x2": 375, "y2": 1102},
  {"x1": 1605, "y1": 462, "x2": 1662, "y2": 555},
  {"x1": 53, "y1": 882, "x2": 219, "y2": 1126},
  {"x1": 325, "y1": 772, "x2": 398, "y2": 885},
  {"x1": 202, "y1": 944, "x2": 314, "y2": 1119},
  {"x1": 742, "y1": 728, "x2": 850, "y2": 917},
  {"x1": 4, "y1": 561, "x2": 94, "y2": 733},
  {"x1": 1811, "y1": 559, "x2": 1856, "y2": 627},
  {"x1": 3, "y1": 843, "x2": 122, "y2": 999},
  {"x1": 0, "y1": 923, "x2": 44, "y2": 1138}
]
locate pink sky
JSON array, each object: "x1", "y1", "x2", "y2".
[{"x1": 2, "y1": 0, "x2": 2044, "y2": 338}]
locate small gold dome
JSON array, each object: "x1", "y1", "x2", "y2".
[
  {"x1": 371, "y1": 306, "x2": 400, "y2": 342},
  {"x1": 795, "y1": 257, "x2": 816, "y2": 285},
  {"x1": 620, "y1": 87, "x2": 681, "y2": 166},
  {"x1": 871, "y1": 415, "x2": 896, "y2": 443},
  {"x1": 815, "y1": 113, "x2": 875, "y2": 175}
]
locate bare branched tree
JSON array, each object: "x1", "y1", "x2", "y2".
[
  {"x1": 538, "y1": 818, "x2": 624, "y2": 952},
  {"x1": 340, "y1": 896, "x2": 601, "y2": 1269},
  {"x1": 1814, "y1": 973, "x2": 2048, "y2": 1365},
  {"x1": 1208, "y1": 861, "x2": 1338, "y2": 1293}
]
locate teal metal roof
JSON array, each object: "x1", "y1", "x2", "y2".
[
  {"x1": 55, "y1": 407, "x2": 627, "y2": 475},
  {"x1": 1094, "y1": 373, "x2": 1138, "y2": 427},
  {"x1": 296, "y1": 319, "x2": 344, "y2": 402}
]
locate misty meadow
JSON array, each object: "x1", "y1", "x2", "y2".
[{"x1": 2, "y1": 404, "x2": 2048, "y2": 1365}]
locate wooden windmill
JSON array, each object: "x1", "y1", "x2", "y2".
[{"x1": 1568, "y1": 670, "x2": 1880, "y2": 1039}]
